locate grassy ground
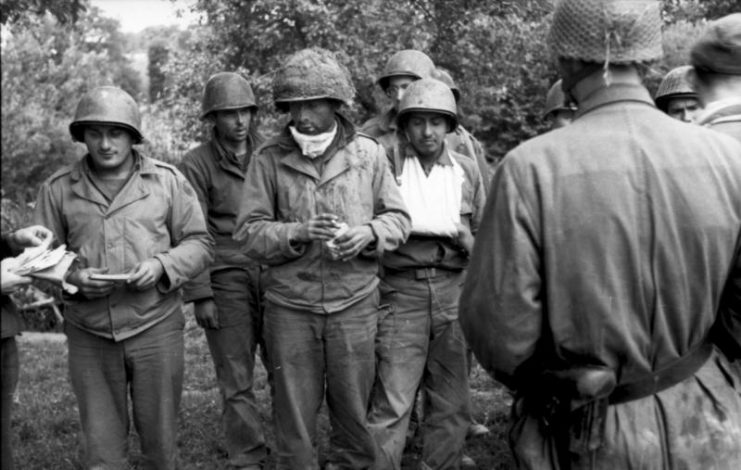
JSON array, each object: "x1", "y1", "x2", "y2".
[{"x1": 11, "y1": 315, "x2": 515, "y2": 469}]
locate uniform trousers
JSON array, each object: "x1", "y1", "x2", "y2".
[
  {"x1": 369, "y1": 269, "x2": 471, "y2": 470},
  {"x1": 65, "y1": 310, "x2": 184, "y2": 470},
  {"x1": 264, "y1": 291, "x2": 379, "y2": 470}
]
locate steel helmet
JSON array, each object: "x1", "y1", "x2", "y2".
[
  {"x1": 396, "y1": 78, "x2": 458, "y2": 130},
  {"x1": 431, "y1": 68, "x2": 461, "y2": 103},
  {"x1": 69, "y1": 86, "x2": 143, "y2": 143},
  {"x1": 272, "y1": 48, "x2": 355, "y2": 112},
  {"x1": 377, "y1": 50, "x2": 435, "y2": 91},
  {"x1": 654, "y1": 66, "x2": 697, "y2": 112},
  {"x1": 548, "y1": 0, "x2": 663, "y2": 65},
  {"x1": 201, "y1": 72, "x2": 257, "y2": 120},
  {"x1": 543, "y1": 79, "x2": 576, "y2": 118}
]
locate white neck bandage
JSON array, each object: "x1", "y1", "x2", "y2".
[
  {"x1": 289, "y1": 122, "x2": 338, "y2": 159},
  {"x1": 398, "y1": 154, "x2": 464, "y2": 237}
]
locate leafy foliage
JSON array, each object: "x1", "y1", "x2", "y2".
[
  {"x1": 0, "y1": 0, "x2": 86, "y2": 25},
  {"x1": 1, "y1": 4, "x2": 141, "y2": 203}
]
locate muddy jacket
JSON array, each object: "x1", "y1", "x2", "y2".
[
  {"x1": 383, "y1": 142, "x2": 485, "y2": 272},
  {"x1": 234, "y1": 114, "x2": 411, "y2": 314},
  {"x1": 697, "y1": 97, "x2": 741, "y2": 143},
  {"x1": 34, "y1": 152, "x2": 213, "y2": 341},
  {"x1": 460, "y1": 83, "x2": 741, "y2": 467},
  {"x1": 178, "y1": 131, "x2": 263, "y2": 302}
]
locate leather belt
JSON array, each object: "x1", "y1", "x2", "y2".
[
  {"x1": 609, "y1": 341, "x2": 713, "y2": 405},
  {"x1": 384, "y1": 267, "x2": 462, "y2": 281}
]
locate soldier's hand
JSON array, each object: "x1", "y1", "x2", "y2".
[
  {"x1": 294, "y1": 213, "x2": 340, "y2": 242},
  {"x1": 194, "y1": 299, "x2": 219, "y2": 329},
  {"x1": 0, "y1": 259, "x2": 32, "y2": 294},
  {"x1": 454, "y1": 222, "x2": 474, "y2": 255},
  {"x1": 10, "y1": 225, "x2": 53, "y2": 251},
  {"x1": 127, "y1": 259, "x2": 164, "y2": 291},
  {"x1": 67, "y1": 267, "x2": 115, "y2": 299},
  {"x1": 333, "y1": 225, "x2": 375, "y2": 261}
]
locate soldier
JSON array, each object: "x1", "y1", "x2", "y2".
[
  {"x1": 543, "y1": 79, "x2": 577, "y2": 130},
  {"x1": 460, "y1": 1, "x2": 741, "y2": 469},
  {"x1": 361, "y1": 49, "x2": 436, "y2": 155},
  {"x1": 432, "y1": 67, "x2": 493, "y2": 194},
  {"x1": 1, "y1": 225, "x2": 53, "y2": 470},
  {"x1": 368, "y1": 78, "x2": 485, "y2": 470},
  {"x1": 234, "y1": 48, "x2": 410, "y2": 469},
  {"x1": 690, "y1": 13, "x2": 741, "y2": 141},
  {"x1": 177, "y1": 72, "x2": 267, "y2": 469},
  {"x1": 654, "y1": 66, "x2": 700, "y2": 123},
  {"x1": 33, "y1": 86, "x2": 213, "y2": 470}
]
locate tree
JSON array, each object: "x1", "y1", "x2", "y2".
[
  {"x1": 1, "y1": 5, "x2": 142, "y2": 203},
  {"x1": 0, "y1": 0, "x2": 86, "y2": 25},
  {"x1": 148, "y1": 42, "x2": 170, "y2": 102}
]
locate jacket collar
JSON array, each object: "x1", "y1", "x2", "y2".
[
  {"x1": 575, "y1": 83, "x2": 655, "y2": 120},
  {"x1": 696, "y1": 97, "x2": 741, "y2": 126},
  {"x1": 69, "y1": 150, "x2": 152, "y2": 212},
  {"x1": 378, "y1": 108, "x2": 398, "y2": 133}
]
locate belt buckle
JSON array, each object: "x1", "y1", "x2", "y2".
[{"x1": 414, "y1": 268, "x2": 436, "y2": 280}]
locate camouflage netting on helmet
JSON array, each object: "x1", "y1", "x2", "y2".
[
  {"x1": 654, "y1": 65, "x2": 696, "y2": 111},
  {"x1": 272, "y1": 48, "x2": 356, "y2": 111},
  {"x1": 549, "y1": 0, "x2": 663, "y2": 65}
]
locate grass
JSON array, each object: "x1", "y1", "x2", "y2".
[{"x1": 11, "y1": 314, "x2": 515, "y2": 469}]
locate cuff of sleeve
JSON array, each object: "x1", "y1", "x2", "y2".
[
  {"x1": 363, "y1": 220, "x2": 385, "y2": 257},
  {"x1": 283, "y1": 223, "x2": 307, "y2": 257},
  {"x1": 153, "y1": 254, "x2": 177, "y2": 294}
]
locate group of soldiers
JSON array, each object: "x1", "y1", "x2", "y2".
[{"x1": 1, "y1": 1, "x2": 740, "y2": 470}]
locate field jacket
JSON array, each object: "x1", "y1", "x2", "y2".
[
  {"x1": 697, "y1": 97, "x2": 741, "y2": 143},
  {"x1": 34, "y1": 152, "x2": 213, "y2": 341},
  {"x1": 382, "y1": 142, "x2": 485, "y2": 272},
  {"x1": 234, "y1": 114, "x2": 411, "y2": 313},
  {"x1": 178, "y1": 131, "x2": 263, "y2": 302}
]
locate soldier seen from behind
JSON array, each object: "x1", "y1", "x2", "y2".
[
  {"x1": 690, "y1": 12, "x2": 741, "y2": 141},
  {"x1": 460, "y1": 0, "x2": 741, "y2": 469}
]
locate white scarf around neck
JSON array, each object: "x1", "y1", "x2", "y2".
[
  {"x1": 289, "y1": 122, "x2": 338, "y2": 159},
  {"x1": 398, "y1": 153, "x2": 465, "y2": 237}
]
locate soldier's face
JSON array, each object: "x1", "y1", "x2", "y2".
[
  {"x1": 405, "y1": 112, "x2": 449, "y2": 160},
  {"x1": 288, "y1": 99, "x2": 337, "y2": 135},
  {"x1": 211, "y1": 107, "x2": 253, "y2": 143},
  {"x1": 386, "y1": 76, "x2": 416, "y2": 111},
  {"x1": 83, "y1": 125, "x2": 135, "y2": 175},
  {"x1": 666, "y1": 97, "x2": 700, "y2": 123}
]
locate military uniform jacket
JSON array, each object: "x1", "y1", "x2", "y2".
[
  {"x1": 382, "y1": 142, "x2": 486, "y2": 272},
  {"x1": 460, "y1": 83, "x2": 741, "y2": 391},
  {"x1": 234, "y1": 114, "x2": 411, "y2": 314},
  {"x1": 178, "y1": 132, "x2": 263, "y2": 302},
  {"x1": 697, "y1": 97, "x2": 741, "y2": 143},
  {"x1": 34, "y1": 152, "x2": 214, "y2": 341}
]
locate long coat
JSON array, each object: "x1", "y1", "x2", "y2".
[{"x1": 460, "y1": 83, "x2": 741, "y2": 469}]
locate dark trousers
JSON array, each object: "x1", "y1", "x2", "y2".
[{"x1": 1, "y1": 337, "x2": 19, "y2": 470}]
